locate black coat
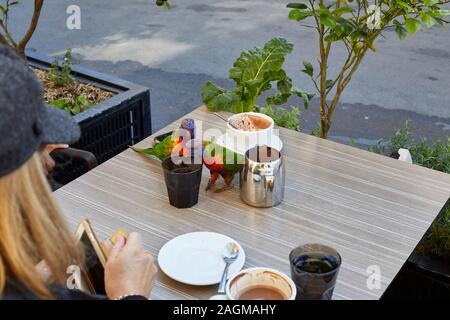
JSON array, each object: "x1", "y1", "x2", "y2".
[{"x1": 2, "y1": 280, "x2": 147, "y2": 300}]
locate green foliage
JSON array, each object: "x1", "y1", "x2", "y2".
[
  {"x1": 287, "y1": 0, "x2": 449, "y2": 42},
  {"x1": 369, "y1": 121, "x2": 411, "y2": 155},
  {"x1": 311, "y1": 127, "x2": 321, "y2": 137},
  {"x1": 0, "y1": 0, "x2": 20, "y2": 47},
  {"x1": 49, "y1": 48, "x2": 77, "y2": 86},
  {"x1": 201, "y1": 38, "x2": 313, "y2": 130},
  {"x1": 155, "y1": 0, "x2": 170, "y2": 10},
  {"x1": 286, "y1": 0, "x2": 449, "y2": 138},
  {"x1": 417, "y1": 205, "x2": 450, "y2": 261},
  {"x1": 370, "y1": 121, "x2": 450, "y2": 260},
  {"x1": 51, "y1": 96, "x2": 93, "y2": 116},
  {"x1": 0, "y1": 0, "x2": 19, "y2": 27},
  {"x1": 370, "y1": 121, "x2": 450, "y2": 173},
  {"x1": 260, "y1": 106, "x2": 301, "y2": 131}
]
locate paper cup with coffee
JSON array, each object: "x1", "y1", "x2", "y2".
[{"x1": 225, "y1": 267, "x2": 296, "y2": 300}]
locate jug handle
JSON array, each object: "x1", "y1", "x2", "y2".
[{"x1": 264, "y1": 175, "x2": 275, "y2": 192}]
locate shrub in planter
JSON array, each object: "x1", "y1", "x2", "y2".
[
  {"x1": 28, "y1": 50, "x2": 152, "y2": 187},
  {"x1": 33, "y1": 48, "x2": 114, "y2": 116},
  {"x1": 1, "y1": 1, "x2": 169, "y2": 185}
]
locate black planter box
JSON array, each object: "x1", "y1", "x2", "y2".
[{"x1": 27, "y1": 50, "x2": 152, "y2": 185}]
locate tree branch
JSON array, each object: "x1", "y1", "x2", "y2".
[
  {"x1": 16, "y1": 0, "x2": 44, "y2": 56},
  {"x1": 0, "y1": 32, "x2": 8, "y2": 46},
  {"x1": 0, "y1": 19, "x2": 17, "y2": 47}
]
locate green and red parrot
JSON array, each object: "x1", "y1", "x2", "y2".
[
  {"x1": 131, "y1": 134, "x2": 183, "y2": 160},
  {"x1": 131, "y1": 118, "x2": 195, "y2": 161},
  {"x1": 202, "y1": 141, "x2": 244, "y2": 192},
  {"x1": 132, "y1": 118, "x2": 244, "y2": 192}
]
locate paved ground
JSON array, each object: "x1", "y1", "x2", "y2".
[{"x1": 8, "y1": 0, "x2": 450, "y2": 146}]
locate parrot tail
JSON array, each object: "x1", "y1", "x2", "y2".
[
  {"x1": 131, "y1": 146, "x2": 169, "y2": 162},
  {"x1": 130, "y1": 146, "x2": 156, "y2": 156}
]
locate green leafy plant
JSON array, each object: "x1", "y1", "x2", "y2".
[
  {"x1": 370, "y1": 121, "x2": 450, "y2": 260},
  {"x1": 201, "y1": 38, "x2": 313, "y2": 130},
  {"x1": 260, "y1": 106, "x2": 302, "y2": 131},
  {"x1": 370, "y1": 121, "x2": 450, "y2": 173},
  {"x1": 287, "y1": 0, "x2": 450, "y2": 138},
  {"x1": 417, "y1": 205, "x2": 450, "y2": 261},
  {"x1": 51, "y1": 96, "x2": 93, "y2": 116},
  {"x1": 49, "y1": 48, "x2": 77, "y2": 86}
]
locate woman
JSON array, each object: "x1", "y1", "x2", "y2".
[{"x1": 0, "y1": 45, "x2": 157, "y2": 300}]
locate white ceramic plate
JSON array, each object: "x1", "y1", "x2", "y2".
[
  {"x1": 158, "y1": 232, "x2": 246, "y2": 286},
  {"x1": 215, "y1": 133, "x2": 283, "y2": 155}
]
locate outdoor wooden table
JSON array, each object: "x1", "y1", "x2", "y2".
[{"x1": 54, "y1": 106, "x2": 450, "y2": 300}]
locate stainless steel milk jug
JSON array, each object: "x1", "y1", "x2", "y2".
[{"x1": 240, "y1": 145, "x2": 285, "y2": 207}]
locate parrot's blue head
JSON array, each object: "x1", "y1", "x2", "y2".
[{"x1": 180, "y1": 118, "x2": 196, "y2": 140}]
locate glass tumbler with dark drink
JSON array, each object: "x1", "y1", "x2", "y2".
[
  {"x1": 162, "y1": 157, "x2": 203, "y2": 209},
  {"x1": 289, "y1": 243, "x2": 342, "y2": 300}
]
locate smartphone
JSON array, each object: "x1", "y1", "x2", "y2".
[{"x1": 74, "y1": 219, "x2": 107, "y2": 295}]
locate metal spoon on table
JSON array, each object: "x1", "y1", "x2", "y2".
[
  {"x1": 218, "y1": 242, "x2": 240, "y2": 294},
  {"x1": 214, "y1": 112, "x2": 239, "y2": 130}
]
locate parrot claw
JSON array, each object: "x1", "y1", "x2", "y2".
[
  {"x1": 214, "y1": 185, "x2": 234, "y2": 193},
  {"x1": 205, "y1": 179, "x2": 214, "y2": 192}
]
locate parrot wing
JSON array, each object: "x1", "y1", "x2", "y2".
[{"x1": 131, "y1": 135, "x2": 175, "y2": 161}]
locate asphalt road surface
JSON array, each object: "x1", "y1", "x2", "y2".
[{"x1": 8, "y1": 0, "x2": 450, "y2": 146}]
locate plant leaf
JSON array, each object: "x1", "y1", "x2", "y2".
[
  {"x1": 333, "y1": 6, "x2": 354, "y2": 16},
  {"x1": 301, "y1": 60, "x2": 314, "y2": 77},
  {"x1": 288, "y1": 8, "x2": 312, "y2": 21},
  {"x1": 424, "y1": 0, "x2": 438, "y2": 6},
  {"x1": 396, "y1": 1, "x2": 414, "y2": 12},
  {"x1": 405, "y1": 18, "x2": 422, "y2": 34},
  {"x1": 287, "y1": 3, "x2": 308, "y2": 9},
  {"x1": 291, "y1": 88, "x2": 315, "y2": 109},
  {"x1": 421, "y1": 12, "x2": 437, "y2": 28},
  {"x1": 201, "y1": 81, "x2": 240, "y2": 112},
  {"x1": 326, "y1": 79, "x2": 335, "y2": 90},
  {"x1": 434, "y1": 9, "x2": 450, "y2": 16},
  {"x1": 395, "y1": 24, "x2": 408, "y2": 40},
  {"x1": 320, "y1": 13, "x2": 337, "y2": 29}
]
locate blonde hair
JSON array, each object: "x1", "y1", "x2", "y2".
[{"x1": 0, "y1": 153, "x2": 82, "y2": 299}]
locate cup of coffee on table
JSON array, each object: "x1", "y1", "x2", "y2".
[
  {"x1": 225, "y1": 267, "x2": 296, "y2": 300},
  {"x1": 289, "y1": 243, "x2": 342, "y2": 300},
  {"x1": 162, "y1": 157, "x2": 203, "y2": 209},
  {"x1": 227, "y1": 112, "x2": 275, "y2": 153}
]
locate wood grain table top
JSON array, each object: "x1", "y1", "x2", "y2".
[{"x1": 54, "y1": 106, "x2": 450, "y2": 300}]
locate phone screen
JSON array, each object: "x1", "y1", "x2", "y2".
[{"x1": 79, "y1": 232, "x2": 106, "y2": 295}]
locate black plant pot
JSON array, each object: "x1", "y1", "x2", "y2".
[
  {"x1": 26, "y1": 50, "x2": 152, "y2": 188},
  {"x1": 162, "y1": 158, "x2": 203, "y2": 209}
]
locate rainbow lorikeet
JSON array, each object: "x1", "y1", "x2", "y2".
[
  {"x1": 203, "y1": 141, "x2": 244, "y2": 193},
  {"x1": 132, "y1": 118, "x2": 195, "y2": 160}
]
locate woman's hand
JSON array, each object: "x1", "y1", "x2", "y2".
[
  {"x1": 104, "y1": 232, "x2": 157, "y2": 300},
  {"x1": 35, "y1": 260, "x2": 52, "y2": 282},
  {"x1": 40, "y1": 144, "x2": 69, "y2": 173}
]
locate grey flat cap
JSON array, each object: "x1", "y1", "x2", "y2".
[{"x1": 0, "y1": 45, "x2": 81, "y2": 177}]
